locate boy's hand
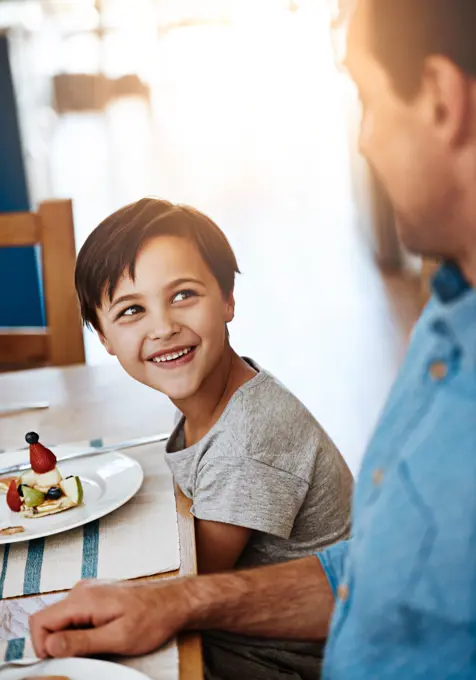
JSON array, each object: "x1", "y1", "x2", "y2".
[{"x1": 30, "y1": 579, "x2": 190, "y2": 659}]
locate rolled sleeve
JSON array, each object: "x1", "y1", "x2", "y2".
[
  {"x1": 192, "y1": 455, "x2": 309, "y2": 539},
  {"x1": 317, "y1": 539, "x2": 351, "y2": 597}
]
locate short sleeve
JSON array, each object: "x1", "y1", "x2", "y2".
[
  {"x1": 316, "y1": 539, "x2": 351, "y2": 597},
  {"x1": 192, "y1": 452, "x2": 309, "y2": 539}
]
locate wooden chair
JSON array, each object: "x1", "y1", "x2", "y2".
[{"x1": 0, "y1": 200, "x2": 85, "y2": 370}]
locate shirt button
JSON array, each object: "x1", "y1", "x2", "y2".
[
  {"x1": 429, "y1": 361, "x2": 448, "y2": 381},
  {"x1": 372, "y1": 469, "x2": 384, "y2": 486},
  {"x1": 337, "y1": 584, "x2": 349, "y2": 602}
]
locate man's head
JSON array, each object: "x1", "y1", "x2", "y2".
[
  {"x1": 75, "y1": 198, "x2": 239, "y2": 400},
  {"x1": 342, "y1": 0, "x2": 476, "y2": 266}
]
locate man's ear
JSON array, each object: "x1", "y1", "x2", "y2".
[
  {"x1": 98, "y1": 331, "x2": 116, "y2": 357},
  {"x1": 421, "y1": 55, "x2": 471, "y2": 147},
  {"x1": 224, "y1": 292, "x2": 235, "y2": 324}
]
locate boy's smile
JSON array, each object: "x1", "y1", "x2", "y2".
[
  {"x1": 147, "y1": 345, "x2": 197, "y2": 368},
  {"x1": 97, "y1": 235, "x2": 235, "y2": 402}
]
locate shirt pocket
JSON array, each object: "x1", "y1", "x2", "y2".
[
  {"x1": 353, "y1": 459, "x2": 440, "y2": 645},
  {"x1": 355, "y1": 457, "x2": 476, "y2": 647}
]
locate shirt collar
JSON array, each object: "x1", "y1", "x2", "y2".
[
  {"x1": 429, "y1": 262, "x2": 476, "y2": 369},
  {"x1": 432, "y1": 261, "x2": 471, "y2": 303}
]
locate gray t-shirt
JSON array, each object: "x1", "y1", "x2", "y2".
[{"x1": 165, "y1": 359, "x2": 352, "y2": 568}]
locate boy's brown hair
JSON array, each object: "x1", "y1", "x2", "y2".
[{"x1": 75, "y1": 197, "x2": 240, "y2": 331}]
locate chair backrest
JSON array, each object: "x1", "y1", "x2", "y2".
[{"x1": 0, "y1": 199, "x2": 85, "y2": 369}]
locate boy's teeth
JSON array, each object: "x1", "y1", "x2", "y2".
[{"x1": 152, "y1": 347, "x2": 192, "y2": 363}]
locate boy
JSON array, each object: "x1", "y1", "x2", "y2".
[{"x1": 75, "y1": 197, "x2": 352, "y2": 677}]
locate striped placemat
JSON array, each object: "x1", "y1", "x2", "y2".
[
  {"x1": 0, "y1": 437, "x2": 179, "y2": 599},
  {"x1": 0, "y1": 635, "x2": 35, "y2": 660}
]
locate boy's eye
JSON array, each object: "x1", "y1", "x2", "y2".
[
  {"x1": 117, "y1": 304, "x2": 143, "y2": 319},
  {"x1": 172, "y1": 289, "x2": 196, "y2": 303}
]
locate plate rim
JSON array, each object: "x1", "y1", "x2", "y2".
[
  {"x1": 0, "y1": 452, "x2": 144, "y2": 545},
  {"x1": 3, "y1": 656, "x2": 152, "y2": 679}
]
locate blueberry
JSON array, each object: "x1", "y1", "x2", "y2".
[
  {"x1": 46, "y1": 487, "x2": 63, "y2": 500},
  {"x1": 17, "y1": 484, "x2": 24, "y2": 497},
  {"x1": 25, "y1": 432, "x2": 39, "y2": 445}
]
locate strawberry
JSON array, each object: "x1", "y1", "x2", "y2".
[
  {"x1": 6, "y1": 480, "x2": 22, "y2": 513},
  {"x1": 26, "y1": 432, "x2": 57, "y2": 474}
]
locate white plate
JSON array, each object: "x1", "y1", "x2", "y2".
[
  {"x1": 0, "y1": 657, "x2": 151, "y2": 679},
  {"x1": 0, "y1": 452, "x2": 143, "y2": 545}
]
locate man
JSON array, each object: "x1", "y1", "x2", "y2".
[{"x1": 30, "y1": 0, "x2": 476, "y2": 678}]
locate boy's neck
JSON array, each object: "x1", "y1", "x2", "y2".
[{"x1": 174, "y1": 347, "x2": 256, "y2": 447}]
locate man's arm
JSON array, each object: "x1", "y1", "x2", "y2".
[
  {"x1": 186, "y1": 554, "x2": 335, "y2": 639},
  {"x1": 30, "y1": 555, "x2": 335, "y2": 660}
]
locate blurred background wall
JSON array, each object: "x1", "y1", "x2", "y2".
[{"x1": 0, "y1": 0, "x2": 421, "y2": 474}]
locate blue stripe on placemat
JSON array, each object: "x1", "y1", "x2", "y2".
[
  {"x1": 23, "y1": 538, "x2": 45, "y2": 595},
  {"x1": 5, "y1": 638, "x2": 25, "y2": 661},
  {"x1": 0, "y1": 544, "x2": 10, "y2": 599},
  {"x1": 82, "y1": 519, "x2": 100, "y2": 579},
  {"x1": 80, "y1": 438, "x2": 103, "y2": 580}
]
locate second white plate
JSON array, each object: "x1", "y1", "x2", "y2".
[{"x1": 0, "y1": 656, "x2": 151, "y2": 679}]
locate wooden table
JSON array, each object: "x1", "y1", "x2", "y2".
[{"x1": 0, "y1": 363, "x2": 203, "y2": 680}]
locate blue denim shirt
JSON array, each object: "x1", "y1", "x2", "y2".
[{"x1": 318, "y1": 263, "x2": 476, "y2": 679}]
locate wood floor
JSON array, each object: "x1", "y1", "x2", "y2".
[{"x1": 33, "y1": 4, "x2": 420, "y2": 475}]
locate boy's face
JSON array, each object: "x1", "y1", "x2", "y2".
[{"x1": 97, "y1": 235, "x2": 235, "y2": 401}]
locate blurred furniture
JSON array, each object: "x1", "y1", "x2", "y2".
[
  {"x1": 53, "y1": 73, "x2": 110, "y2": 112},
  {"x1": 0, "y1": 31, "x2": 46, "y2": 331},
  {"x1": 0, "y1": 199, "x2": 85, "y2": 370},
  {"x1": 53, "y1": 72, "x2": 151, "y2": 113},
  {"x1": 0, "y1": 362, "x2": 203, "y2": 680}
]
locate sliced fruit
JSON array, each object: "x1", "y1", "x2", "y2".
[
  {"x1": 6, "y1": 480, "x2": 22, "y2": 512},
  {"x1": 60, "y1": 476, "x2": 83, "y2": 505},
  {"x1": 29, "y1": 441, "x2": 57, "y2": 474},
  {"x1": 34, "y1": 467, "x2": 63, "y2": 492},
  {"x1": 22, "y1": 486, "x2": 46, "y2": 508},
  {"x1": 0, "y1": 476, "x2": 19, "y2": 494},
  {"x1": 20, "y1": 469, "x2": 38, "y2": 487}
]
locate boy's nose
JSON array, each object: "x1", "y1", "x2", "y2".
[{"x1": 146, "y1": 310, "x2": 180, "y2": 341}]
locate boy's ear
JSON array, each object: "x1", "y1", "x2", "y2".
[
  {"x1": 224, "y1": 292, "x2": 235, "y2": 324},
  {"x1": 98, "y1": 332, "x2": 116, "y2": 357}
]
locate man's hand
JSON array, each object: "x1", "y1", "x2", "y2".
[
  {"x1": 30, "y1": 556, "x2": 335, "y2": 660},
  {"x1": 30, "y1": 579, "x2": 190, "y2": 659}
]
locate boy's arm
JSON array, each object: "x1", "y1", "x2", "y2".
[{"x1": 195, "y1": 518, "x2": 252, "y2": 573}]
